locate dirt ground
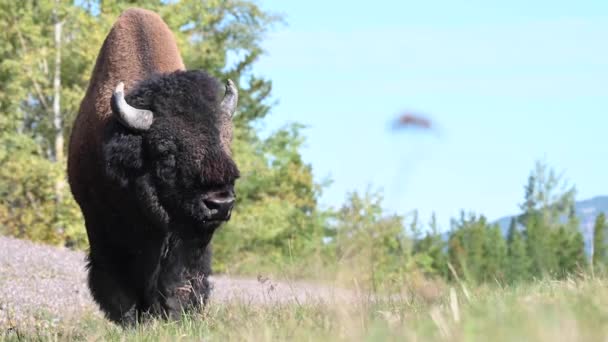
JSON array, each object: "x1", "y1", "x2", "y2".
[{"x1": 0, "y1": 236, "x2": 351, "y2": 329}]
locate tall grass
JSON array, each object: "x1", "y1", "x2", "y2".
[{"x1": 3, "y1": 275, "x2": 608, "y2": 341}]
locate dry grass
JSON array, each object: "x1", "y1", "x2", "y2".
[
  {"x1": 2, "y1": 237, "x2": 608, "y2": 341},
  {"x1": 3, "y1": 276, "x2": 608, "y2": 341}
]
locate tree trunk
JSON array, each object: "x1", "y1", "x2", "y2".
[
  {"x1": 53, "y1": 14, "x2": 63, "y2": 163},
  {"x1": 52, "y1": 5, "x2": 65, "y2": 202}
]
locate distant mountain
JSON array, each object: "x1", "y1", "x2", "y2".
[{"x1": 494, "y1": 196, "x2": 608, "y2": 253}]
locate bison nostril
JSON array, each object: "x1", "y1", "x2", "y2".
[
  {"x1": 203, "y1": 190, "x2": 235, "y2": 220},
  {"x1": 204, "y1": 197, "x2": 235, "y2": 209}
]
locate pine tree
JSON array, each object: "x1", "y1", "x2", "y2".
[
  {"x1": 593, "y1": 213, "x2": 608, "y2": 274},
  {"x1": 569, "y1": 230, "x2": 587, "y2": 273},
  {"x1": 447, "y1": 212, "x2": 468, "y2": 281},
  {"x1": 519, "y1": 161, "x2": 576, "y2": 278},
  {"x1": 506, "y1": 221, "x2": 531, "y2": 283},
  {"x1": 523, "y1": 212, "x2": 555, "y2": 277},
  {"x1": 447, "y1": 212, "x2": 490, "y2": 284},
  {"x1": 507, "y1": 218, "x2": 517, "y2": 245},
  {"x1": 427, "y1": 212, "x2": 448, "y2": 278},
  {"x1": 554, "y1": 227, "x2": 586, "y2": 278},
  {"x1": 413, "y1": 212, "x2": 447, "y2": 278},
  {"x1": 482, "y1": 224, "x2": 508, "y2": 283},
  {"x1": 566, "y1": 203, "x2": 587, "y2": 275}
]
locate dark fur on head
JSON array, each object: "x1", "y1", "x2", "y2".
[
  {"x1": 104, "y1": 70, "x2": 239, "y2": 236},
  {"x1": 67, "y1": 9, "x2": 239, "y2": 325},
  {"x1": 93, "y1": 70, "x2": 240, "y2": 324}
]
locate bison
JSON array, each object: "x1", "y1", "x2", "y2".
[{"x1": 67, "y1": 8, "x2": 240, "y2": 324}]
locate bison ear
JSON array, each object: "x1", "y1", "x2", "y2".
[{"x1": 220, "y1": 79, "x2": 238, "y2": 118}]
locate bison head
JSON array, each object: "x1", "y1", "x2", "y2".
[{"x1": 103, "y1": 70, "x2": 240, "y2": 237}]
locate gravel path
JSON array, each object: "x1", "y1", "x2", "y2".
[{"x1": 0, "y1": 236, "x2": 351, "y2": 330}]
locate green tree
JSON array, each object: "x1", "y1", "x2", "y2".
[
  {"x1": 555, "y1": 203, "x2": 587, "y2": 277},
  {"x1": 506, "y1": 218, "x2": 531, "y2": 283},
  {"x1": 519, "y1": 161, "x2": 576, "y2": 277},
  {"x1": 447, "y1": 212, "x2": 509, "y2": 284},
  {"x1": 482, "y1": 223, "x2": 508, "y2": 283},
  {"x1": 447, "y1": 211, "x2": 489, "y2": 284},
  {"x1": 331, "y1": 190, "x2": 411, "y2": 290},
  {"x1": 593, "y1": 213, "x2": 608, "y2": 273},
  {"x1": 0, "y1": 132, "x2": 85, "y2": 247},
  {"x1": 214, "y1": 124, "x2": 328, "y2": 274},
  {"x1": 413, "y1": 212, "x2": 447, "y2": 278}
]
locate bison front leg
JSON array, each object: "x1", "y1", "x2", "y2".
[
  {"x1": 88, "y1": 262, "x2": 138, "y2": 325},
  {"x1": 150, "y1": 236, "x2": 213, "y2": 319},
  {"x1": 147, "y1": 274, "x2": 211, "y2": 321}
]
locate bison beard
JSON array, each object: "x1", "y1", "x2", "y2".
[{"x1": 67, "y1": 9, "x2": 239, "y2": 325}]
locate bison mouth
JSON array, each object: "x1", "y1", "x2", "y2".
[
  {"x1": 193, "y1": 205, "x2": 233, "y2": 230},
  {"x1": 188, "y1": 213, "x2": 231, "y2": 231},
  {"x1": 197, "y1": 219, "x2": 226, "y2": 230},
  {"x1": 169, "y1": 218, "x2": 226, "y2": 241}
]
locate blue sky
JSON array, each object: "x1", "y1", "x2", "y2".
[{"x1": 253, "y1": 0, "x2": 608, "y2": 230}]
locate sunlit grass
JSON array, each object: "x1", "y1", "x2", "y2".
[{"x1": 3, "y1": 276, "x2": 608, "y2": 341}]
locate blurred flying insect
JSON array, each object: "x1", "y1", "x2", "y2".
[
  {"x1": 389, "y1": 112, "x2": 442, "y2": 139},
  {"x1": 393, "y1": 113, "x2": 433, "y2": 130}
]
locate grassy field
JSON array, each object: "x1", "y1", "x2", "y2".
[{"x1": 3, "y1": 276, "x2": 608, "y2": 341}]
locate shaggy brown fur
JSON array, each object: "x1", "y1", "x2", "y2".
[{"x1": 68, "y1": 8, "x2": 184, "y2": 203}]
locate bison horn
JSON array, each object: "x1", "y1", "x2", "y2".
[
  {"x1": 112, "y1": 82, "x2": 154, "y2": 131},
  {"x1": 220, "y1": 79, "x2": 238, "y2": 117}
]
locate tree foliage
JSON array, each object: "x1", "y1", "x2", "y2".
[
  {"x1": 329, "y1": 190, "x2": 412, "y2": 289},
  {"x1": 0, "y1": 132, "x2": 85, "y2": 247},
  {"x1": 506, "y1": 218, "x2": 531, "y2": 283},
  {"x1": 593, "y1": 213, "x2": 608, "y2": 273}
]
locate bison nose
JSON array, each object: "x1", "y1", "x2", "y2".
[{"x1": 203, "y1": 190, "x2": 235, "y2": 220}]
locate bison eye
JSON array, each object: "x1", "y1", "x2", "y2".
[
  {"x1": 152, "y1": 139, "x2": 177, "y2": 156},
  {"x1": 161, "y1": 154, "x2": 176, "y2": 168},
  {"x1": 156, "y1": 154, "x2": 176, "y2": 184}
]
